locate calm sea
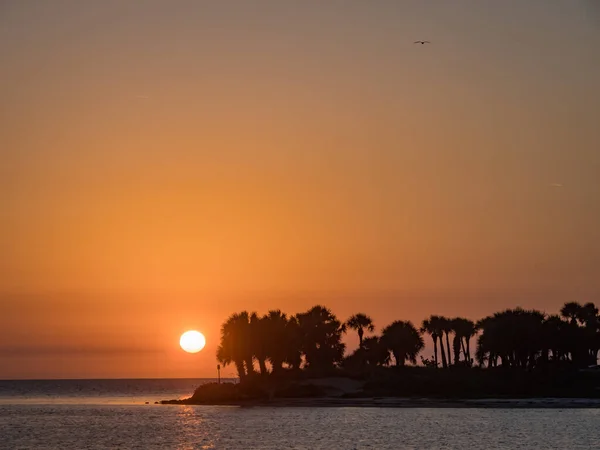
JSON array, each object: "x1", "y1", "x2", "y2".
[{"x1": 1, "y1": 379, "x2": 600, "y2": 449}]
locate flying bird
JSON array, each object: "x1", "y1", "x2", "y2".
[
  {"x1": 550, "y1": 183, "x2": 564, "y2": 188},
  {"x1": 414, "y1": 41, "x2": 431, "y2": 44}
]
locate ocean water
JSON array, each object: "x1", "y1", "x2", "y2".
[
  {"x1": 0, "y1": 378, "x2": 213, "y2": 406},
  {"x1": 1, "y1": 380, "x2": 600, "y2": 449}
]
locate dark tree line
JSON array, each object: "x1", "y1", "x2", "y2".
[
  {"x1": 217, "y1": 302, "x2": 600, "y2": 379},
  {"x1": 476, "y1": 302, "x2": 600, "y2": 369}
]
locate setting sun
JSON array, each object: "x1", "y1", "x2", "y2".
[{"x1": 179, "y1": 331, "x2": 206, "y2": 354}]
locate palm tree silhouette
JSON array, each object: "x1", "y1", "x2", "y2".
[
  {"x1": 564, "y1": 302, "x2": 600, "y2": 365},
  {"x1": 217, "y1": 311, "x2": 253, "y2": 379},
  {"x1": 430, "y1": 316, "x2": 448, "y2": 368},
  {"x1": 477, "y1": 308, "x2": 545, "y2": 369},
  {"x1": 284, "y1": 315, "x2": 303, "y2": 370},
  {"x1": 579, "y1": 303, "x2": 600, "y2": 364},
  {"x1": 346, "y1": 313, "x2": 375, "y2": 350},
  {"x1": 296, "y1": 306, "x2": 347, "y2": 370},
  {"x1": 262, "y1": 310, "x2": 290, "y2": 374},
  {"x1": 362, "y1": 336, "x2": 391, "y2": 366},
  {"x1": 250, "y1": 312, "x2": 269, "y2": 375},
  {"x1": 561, "y1": 302, "x2": 582, "y2": 325},
  {"x1": 452, "y1": 332, "x2": 462, "y2": 365},
  {"x1": 381, "y1": 320, "x2": 424, "y2": 366},
  {"x1": 542, "y1": 314, "x2": 566, "y2": 362},
  {"x1": 439, "y1": 317, "x2": 453, "y2": 365},
  {"x1": 452, "y1": 318, "x2": 477, "y2": 365},
  {"x1": 579, "y1": 303, "x2": 599, "y2": 325},
  {"x1": 463, "y1": 319, "x2": 477, "y2": 365},
  {"x1": 421, "y1": 317, "x2": 440, "y2": 368}
]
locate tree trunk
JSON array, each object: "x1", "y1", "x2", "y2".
[
  {"x1": 394, "y1": 351, "x2": 405, "y2": 367},
  {"x1": 245, "y1": 358, "x2": 255, "y2": 376},
  {"x1": 439, "y1": 338, "x2": 448, "y2": 368},
  {"x1": 433, "y1": 336, "x2": 439, "y2": 368},
  {"x1": 445, "y1": 332, "x2": 452, "y2": 366},
  {"x1": 358, "y1": 328, "x2": 364, "y2": 349},
  {"x1": 460, "y1": 338, "x2": 467, "y2": 362},
  {"x1": 235, "y1": 360, "x2": 246, "y2": 380},
  {"x1": 452, "y1": 335, "x2": 461, "y2": 364},
  {"x1": 465, "y1": 338, "x2": 471, "y2": 365},
  {"x1": 287, "y1": 352, "x2": 302, "y2": 370},
  {"x1": 258, "y1": 359, "x2": 268, "y2": 375}
]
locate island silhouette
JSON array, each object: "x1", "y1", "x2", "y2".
[{"x1": 163, "y1": 302, "x2": 600, "y2": 406}]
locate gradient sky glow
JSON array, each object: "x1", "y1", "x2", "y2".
[{"x1": 1, "y1": 0, "x2": 599, "y2": 379}]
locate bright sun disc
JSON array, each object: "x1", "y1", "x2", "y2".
[{"x1": 180, "y1": 330, "x2": 206, "y2": 353}]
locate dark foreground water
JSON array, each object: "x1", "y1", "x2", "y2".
[{"x1": 1, "y1": 380, "x2": 600, "y2": 449}]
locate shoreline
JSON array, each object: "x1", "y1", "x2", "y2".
[{"x1": 162, "y1": 397, "x2": 600, "y2": 409}]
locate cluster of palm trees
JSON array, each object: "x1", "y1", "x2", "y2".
[
  {"x1": 216, "y1": 302, "x2": 600, "y2": 379},
  {"x1": 216, "y1": 306, "x2": 345, "y2": 380},
  {"x1": 476, "y1": 302, "x2": 600, "y2": 369},
  {"x1": 419, "y1": 316, "x2": 477, "y2": 368}
]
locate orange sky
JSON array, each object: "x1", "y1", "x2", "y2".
[{"x1": 1, "y1": 1, "x2": 599, "y2": 378}]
